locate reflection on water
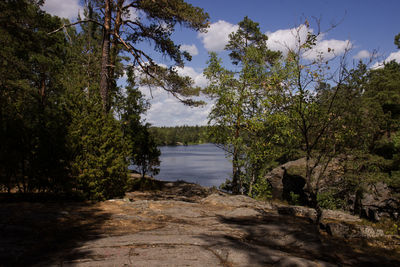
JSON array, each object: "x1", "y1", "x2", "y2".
[{"x1": 156, "y1": 143, "x2": 232, "y2": 187}]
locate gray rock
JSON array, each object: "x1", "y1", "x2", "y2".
[
  {"x1": 265, "y1": 158, "x2": 307, "y2": 201},
  {"x1": 324, "y1": 222, "x2": 385, "y2": 239},
  {"x1": 265, "y1": 158, "x2": 400, "y2": 222},
  {"x1": 277, "y1": 205, "x2": 317, "y2": 222},
  {"x1": 359, "y1": 182, "x2": 400, "y2": 221},
  {"x1": 201, "y1": 193, "x2": 272, "y2": 210},
  {"x1": 321, "y1": 209, "x2": 361, "y2": 223}
]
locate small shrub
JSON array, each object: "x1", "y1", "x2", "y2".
[
  {"x1": 289, "y1": 191, "x2": 301, "y2": 205},
  {"x1": 219, "y1": 178, "x2": 233, "y2": 192},
  {"x1": 317, "y1": 191, "x2": 345, "y2": 210},
  {"x1": 251, "y1": 178, "x2": 272, "y2": 201}
]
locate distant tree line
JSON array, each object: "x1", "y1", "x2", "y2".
[{"x1": 149, "y1": 125, "x2": 215, "y2": 146}]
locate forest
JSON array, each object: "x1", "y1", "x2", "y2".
[
  {"x1": 1, "y1": 0, "x2": 399, "y2": 226},
  {"x1": 149, "y1": 125, "x2": 212, "y2": 145},
  {"x1": 0, "y1": 0, "x2": 209, "y2": 200}
]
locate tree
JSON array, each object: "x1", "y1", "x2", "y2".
[
  {"x1": 120, "y1": 68, "x2": 160, "y2": 178},
  {"x1": 281, "y1": 21, "x2": 356, "y2": 221},
  {"x1": 0, "y1": 0, "x2": 71, "y2": 193},
  {"x1": 204, "y1": 17, "x2": 281, "y2": 194},
  {"x1": 52, "y1": 0, "x2": 209, "y2": 112},
  {"x1": 61, "y1": 3, "x2": 129, "y2": 200}
]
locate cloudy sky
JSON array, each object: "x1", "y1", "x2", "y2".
[{"x1": 42, "y1": 0, "x2": 400, "y2": 126}]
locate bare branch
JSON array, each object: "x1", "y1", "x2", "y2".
[{"x1": 48, "y1": 19, "x2": 104, "y2": 35}]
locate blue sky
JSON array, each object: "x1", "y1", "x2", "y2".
[{"x1": 42, "y1": 0, "x2": 400, "y2": 126}]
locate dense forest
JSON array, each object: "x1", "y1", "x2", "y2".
[
  {"x1": 149, "y1": 125, "x2": 212, "y2": 145},
  {"x1": 1, "y1": 0, "x2": 399, "y2": 229},
  {"x1": 0, "y1": 0, "x2": 209, "y2": 200}
]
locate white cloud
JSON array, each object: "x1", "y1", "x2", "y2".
[
  {"x1": 42, "y1": 0, "x2": 82, "y2": 20},
  {"x1": 372, "y1": 50, "x2": 400, "y2": 69},
  {"x1": 141, "y1": 87, "x2": 211, "y2": 126},
  {"x1": 353, "y1": 50, "x2": 372, "y2": 59},
  {"x1": 266, "y1": 25, "x2": 351, "y2": 61},
  {"x1": 384, "y1": 50, "x2": 400, "y2": 63},
  {"x1": 303, "y1": 39, "x2": 351, "y2": 61},
  {"x1": 137, "y1": 66, "x2": 210, "y2": 126},
  {"x1": 180, "y1": 44, "x2": 199, "y2": 56},
  {"x1": 175, "y1": 66, "x2": 207, "y2": 88},
  {"x1": 198, "y1": 20, "x2": 238, "y2": 52},
  {"x1": 266, "y1": 25, "x2": 309, "y2": 55}
]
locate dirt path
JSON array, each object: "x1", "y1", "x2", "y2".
[{"x1": 1, "y1": 181, "x2": 399, "y2": 266}]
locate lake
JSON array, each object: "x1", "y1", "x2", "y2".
[{"x1": 155, "y1": 143, "x2": 232, "y2": 187}]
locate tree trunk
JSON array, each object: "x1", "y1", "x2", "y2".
[
  {"x1": 232, "y1": 148, "x2": 240, "y2": 194},
  {"x1": 100, "y1": 0, "x2": 112, "y2": 112},
  {"x1": 40, "y1": 74, "x2": 46, "y2": 105},
  {"x1": 110, "y1": 0, "x2": 124, "y2": 79}
]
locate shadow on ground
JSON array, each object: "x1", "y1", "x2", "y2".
[
  {"x1": 199, "y1": 212, "x2": 400, "y2": 266},
  {"x1": 0, "y1": 194, "x2": 112, "y2": 266}
]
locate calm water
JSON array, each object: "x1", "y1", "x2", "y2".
[{"x1": 155, "y1": 143, "x2": 232, "y2": 187}]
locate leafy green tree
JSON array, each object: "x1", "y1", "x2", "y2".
[
  {"x1": 120, "y1": 68, "x2": 160, "y2": 178},
  {"x1": 0, "y1": 0, "x2": 71, "y2": 193},
  {"x1": 204, "y1": 17, "x2": 281, "y2": 194},
  {"x1": 130, "y1": 123, "x2": 161, "y2": 178},
  {"x1": 364, "y1": 61, "x2": 400, "y2": 140},
  {"x1": 281, "y1": 21, "x2": 362, "y2": 220}
]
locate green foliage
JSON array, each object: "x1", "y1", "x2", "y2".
[
  {"x1": 149, "y1": 125, "x2": 212, "y2": 146},
  {"x1": 289, "y1": 192, "x2": 301, "y2": 206},
  {"x1": 119, "y1": 69, "x2": 160, "y2": 178},
  {"x1": 204, "y1": 17, "x2": 285, "y2": 194},
  {"x1": 128, "y1": 177, "x2": 164, "y2": 192},
  {"x1": 250, "y1": 178, "x2": 272, "y2": 201},
  {"x1": 67, "y1": 93, "x2": 128, "y2": 200},
  {"x1": 72, "y1": 118, "x2": 128, "y2": 200},
  {"x1": 0, "y1": 0, "x2": 211, "y2": 201},
  {"x1": 317, "y1": 191, "x2": 345, "y2": 210},
  {"x1": 0, "y1": 0, "x2": 71, "y2": 193}
]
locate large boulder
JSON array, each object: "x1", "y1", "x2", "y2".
[
  {"x1": 357, "y1": 182, "x2": 399, "y2": 221},
  {"x1": 264, "y1": 158, "x2": 400, "y2": 221},
  {"x1": 265, "y1": 158, "x2": 308, "y2": 203}
]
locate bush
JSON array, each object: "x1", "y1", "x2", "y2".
[
  {"x1": 289, "y1": 191, "x2": 301, "y2": 205},
  {"x1": 251, "y1": 178, "x2": 272, "y2": 201},
  {"x1": 317, "y1": 191, "x2": 345, "y2": 210},
  {"x1": 68, "y1": 103, "x2": 128, "y2": 201}
]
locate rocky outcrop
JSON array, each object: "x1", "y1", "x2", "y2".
[
  {"x1": 2, "y1": 180, "x2": 400, "y2": 266},
  {"x1": 265, "y1": 158, "x2": 400, "y2": 221},
  {"x1": 357, "y1": 182, "x2": 400, "y2": 221},
  {"x1": 322, "y1": 222, "x2": 385, "y2": 239},
  {"x1": 265, "y1": 158, "x2": 308, "y2": 203},
  {"x1": 274, "y1": 204, "x2": 388, "y2": 240}
]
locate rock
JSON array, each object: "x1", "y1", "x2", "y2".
[
  {"x1": 324, "y1": 222, "x2": 385, "y2": 239},
  {"x1": 265, "y1": 158, "x2": 307, "y2": 201},
  {"x1": 325, "y1": 222, "x2": 356, "y2": 238},
  {"x1": 357, "y1": 225, "x2": 385, "y2": 238},
  {"x1": 201, "y1": 193, "x2": 272, "y2": 210},
  {"x1": 321, "y1": 209, "x2": 361, "y2": 223},
  {"x1": 3, "y1": 183, "x2": 399, "y2": 267},
  {"x1": 265, "y1": 158, "x2": 400, "y2": 222},
  {"x1": 359, "y1": 182, "x2": 400, "y2": 221},
  {"x1": 276, "y1": 205, "x2": 317, "y2": 222},
  {"x1": 221, "y1": 207, "x2": 261, "y2": 217}
]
